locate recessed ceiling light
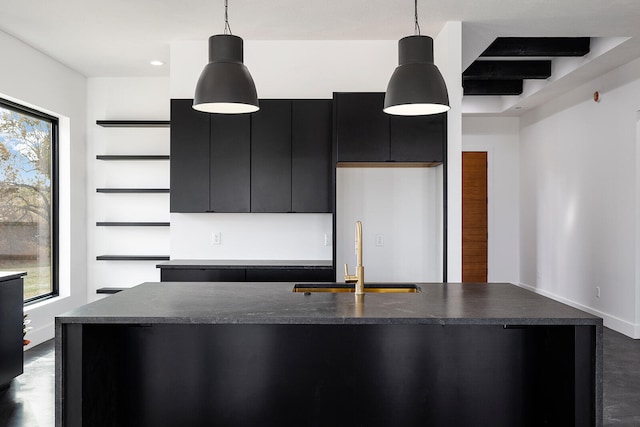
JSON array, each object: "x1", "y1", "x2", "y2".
[{"x1": 150, "y1": 60, "x2": 164, "y2": 66}]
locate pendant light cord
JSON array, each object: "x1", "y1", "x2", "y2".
[
  {"x1": 414, "y1": 0, "x2": 421, "y2": 35},
  {"x1": 224, "y1": 0, "x2": 233, "y2": 35}
]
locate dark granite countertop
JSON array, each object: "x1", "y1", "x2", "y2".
[
  {"x1": 156, "y1": 259, "x2": 333, "y2": 269},
  {"x1": 56, "y1": 282, "x2": 602, "y2": 326},
  {"x1": 0, "y1": 271, "x2": 27, "y2": 282}
]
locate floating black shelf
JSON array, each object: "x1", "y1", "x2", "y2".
[
  {"x1": 96, "y1": 155, "x2": 170, "y2": 161},
  {"x1": 96, "y1": 222, "x2": 170, "y2": 227},
  {"x1": 96, "y1": 120, "x2": 170, "y2": 128},
  {"x1": 96, "y1": 188, "x2": 170, "y2": 194},
  {"x1": 96, "y1": 255, "x2": 170, "y2": 261},
  {"x1": 96, "y1": 287, "x2": 126, "y2": 294}
]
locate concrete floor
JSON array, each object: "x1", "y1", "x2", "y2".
[{"x1": 1, "y1": 327, "x2": 639, "y2": 426}]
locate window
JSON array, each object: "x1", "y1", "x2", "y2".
[{"x1": 0, "y1": 98, "x2": 58, "y2": 303}]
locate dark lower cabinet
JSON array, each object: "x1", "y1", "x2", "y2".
[
  {"x1": 245, "y1": 268, "x2": 334, "y2": 282},
  {"x1": 0, "y1": 273, "x2": 24, "y2": 388},
  {"x1": 160, "y1": 267, "x2": 333, "y2": 283},
  {"x1": 160, "y1": 268, "x2": 246, "y2": 282}
]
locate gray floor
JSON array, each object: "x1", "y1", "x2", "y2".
[{"x1": 0, "y1": 327, "x2": 638, "y2": 426}]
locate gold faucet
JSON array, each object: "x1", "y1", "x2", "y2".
[{"x1": 344, "y1": 220, "x2": 364, "y2": 295}]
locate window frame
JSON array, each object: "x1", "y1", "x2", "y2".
[{"x1": 0, "y1": 97, "x2": 59, "y2": 304}]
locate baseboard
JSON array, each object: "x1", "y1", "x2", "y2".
[{"x1": 516, "y1": 282, "x2": 640, "y2": 339}]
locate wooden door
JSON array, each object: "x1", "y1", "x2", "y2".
[{"x1": 462, "y1": 152, "x2": 488, "y2": 282}]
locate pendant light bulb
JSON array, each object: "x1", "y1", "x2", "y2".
[{"x1": 193, "y1": 1, "x2": 259, "y2": 114}]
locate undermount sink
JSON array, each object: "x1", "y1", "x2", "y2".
[{"x1": 292, "y1": 283, "x2": 420, "y2": 293}]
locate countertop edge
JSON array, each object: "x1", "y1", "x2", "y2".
[
  {"x1": 156, "y1": 260, "x2": 333, "y2": 269},
  {"x1": 0, "y1": 271, "x2": 27, "y2": 281}
]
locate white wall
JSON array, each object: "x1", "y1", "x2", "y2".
[
  {"x1": 171, "y1": 214, "x2": 332, "y2": 260},
  {"x1": 170, "y1": 34, "x2": 462, "y2": 266},
  {"x1": 336, "y1": 167, "x2": 443, "y2": 282},
  {"x1": 0, "y1": 30, "x2": 87, "y2": 348},
  {"x1": 462, "y1": 117, "x2": 520, "y2": 282},
  {"x1": 86, "y1": 77, "x2": 170, "y2": 300},
  {"x1": 436, "y1": 22, "x2": 464, "y2": 281},
  {"x1": 519, "y1": 57, "x2": 640, "y2": 338}
]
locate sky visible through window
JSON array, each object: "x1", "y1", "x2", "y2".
[{"x1": 0, "y1": 105, "x2": 54, "y2": 301}]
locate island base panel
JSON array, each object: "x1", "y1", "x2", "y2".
[{"x1": 61, "y1": 323, "x2": 597, "y2": 427}]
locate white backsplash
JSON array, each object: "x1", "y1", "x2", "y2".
[
  {"x1": 170, "y1": 213, "x2": 333, "y2": 260},
  {"x1": 337, "y1": 167, "x2": 443, "y2": 283}
]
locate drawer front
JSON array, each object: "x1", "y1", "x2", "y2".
[
  {"x1": 160, "y1": 268, "x2": 246, "y2": 282},
  {"x1": 245, "y1": 268, "x2": 334, "y2": 282}
]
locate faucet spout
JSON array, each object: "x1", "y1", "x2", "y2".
[{"x1": 344, "y1": 220, "x2": 364, "y2": 295}]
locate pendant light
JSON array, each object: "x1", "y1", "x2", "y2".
[
  {"x1": 383, "y1": 0, "x2": 450, "y2": 116},
  {"x1": 193, "y1": 0, "x2": 259, "y2": 114}
]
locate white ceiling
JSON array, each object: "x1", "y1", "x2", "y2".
[{"x1": 2, "y1": 0, "x2": 640, "y2": 112}]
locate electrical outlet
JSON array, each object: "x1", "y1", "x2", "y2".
[
  {"x1": 212, "y1": 231, "x2": 221, "y2": 245},
  {"x1": 375, "y1": 234, "x2": 384, "y2": 247},
  {"x1": 324, "y1": 233, "x2": 331, "y2": 246},
  {"x1": 596, "y1": 286, "x2": 600, "y2": 298}
]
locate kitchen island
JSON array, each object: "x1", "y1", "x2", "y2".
[{"x1": 56, "y1": 282, "x2": 602, "y2": 427}]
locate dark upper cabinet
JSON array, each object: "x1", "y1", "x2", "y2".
[
  {"x1": 210, "y1": 114, "x2": 251, "y2": 212},
  {"x1": 389, "y1": 114, "x2": 446, "y2": 162},
  {"x1": 291, "y1": 100, "x2": 332, "y2": 213},
  {"x1": 334, "y1": 93, "x2": 389, "y2": 162},
  {"x1": 170, "y1": 99, "x2": 210, "y2": 212},
  {"x1": 171, "y1": 98, "x2": 332, "y2": 214},
  {"x1": 251, "y1": 100, "x2": 292, "y2": 212},
  {"x1": 334, "y1": 92, "x2": 446, "y2": 163}
]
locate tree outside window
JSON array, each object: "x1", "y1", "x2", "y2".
[{"x1": 0, "y1": 101, "x2": 57, "y2": 302}]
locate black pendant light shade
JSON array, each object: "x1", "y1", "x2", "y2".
[
  {"x1": 384, "y1": 35, "x2": 450, "y2": 116},
  {"x1": 193, "y1": 34, "x2": 259, "y2": 114}
]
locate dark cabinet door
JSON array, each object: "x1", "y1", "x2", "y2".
[
  {"x1": 160, "y1": 268, "x2": 246, "y2": 282},
  {"x1": 245, "y1": 268, "x2": 334, "y2": 282},
  {"x1": 0, "y1": 277, "x2": 23, "y2": 387},
  {"x1": 334, "y1": 92, "x2": 447, "y2": 163},
  {"x1": 334, "y1": 92, "x2": 389, "y2": 162},
  {"x1": 390, "y1": 114, "x2": 446, "y2": 162},
  {"x1": 210, "y1": 115, "x2": 251, "y2": 212},
  {"x1": 251, "y1": 100, "x2": 292, "y2": 212},
  {"x1": 291, "y1": 100, "x2": 332, "y2": 213},
  {"x1": 170, "y1": 99, "x2": 210, "y2": 212}
]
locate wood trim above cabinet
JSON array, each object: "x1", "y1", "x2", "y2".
[{"x1": 336, "y1": 161, "x2": 441, "y2": 168}]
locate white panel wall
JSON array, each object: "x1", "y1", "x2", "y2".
[
  {"x1": 519, "y1": 57, "x2": 640, "y2": 338},
  {"x1": 0, "y1": 30, "x2": 87, "y2": 348},
  {"x1": 336, "y1": 168, "x2": 443, "y2": 282},
  {"x1": 462, "y1": 117, "x2": 520, "y2": 283},
  {"x1": 171, "y1": 40, "x2": 397, "y2": 99},
  {"x1": 86, "y1": 77, "x2": 170, "y2": 300},
  {"x1": 436, "y1": 22, "x2": 464, "y2": 281},
  {"x1": 170, "y1": 214, "x2": 332, "y2": 260}
]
